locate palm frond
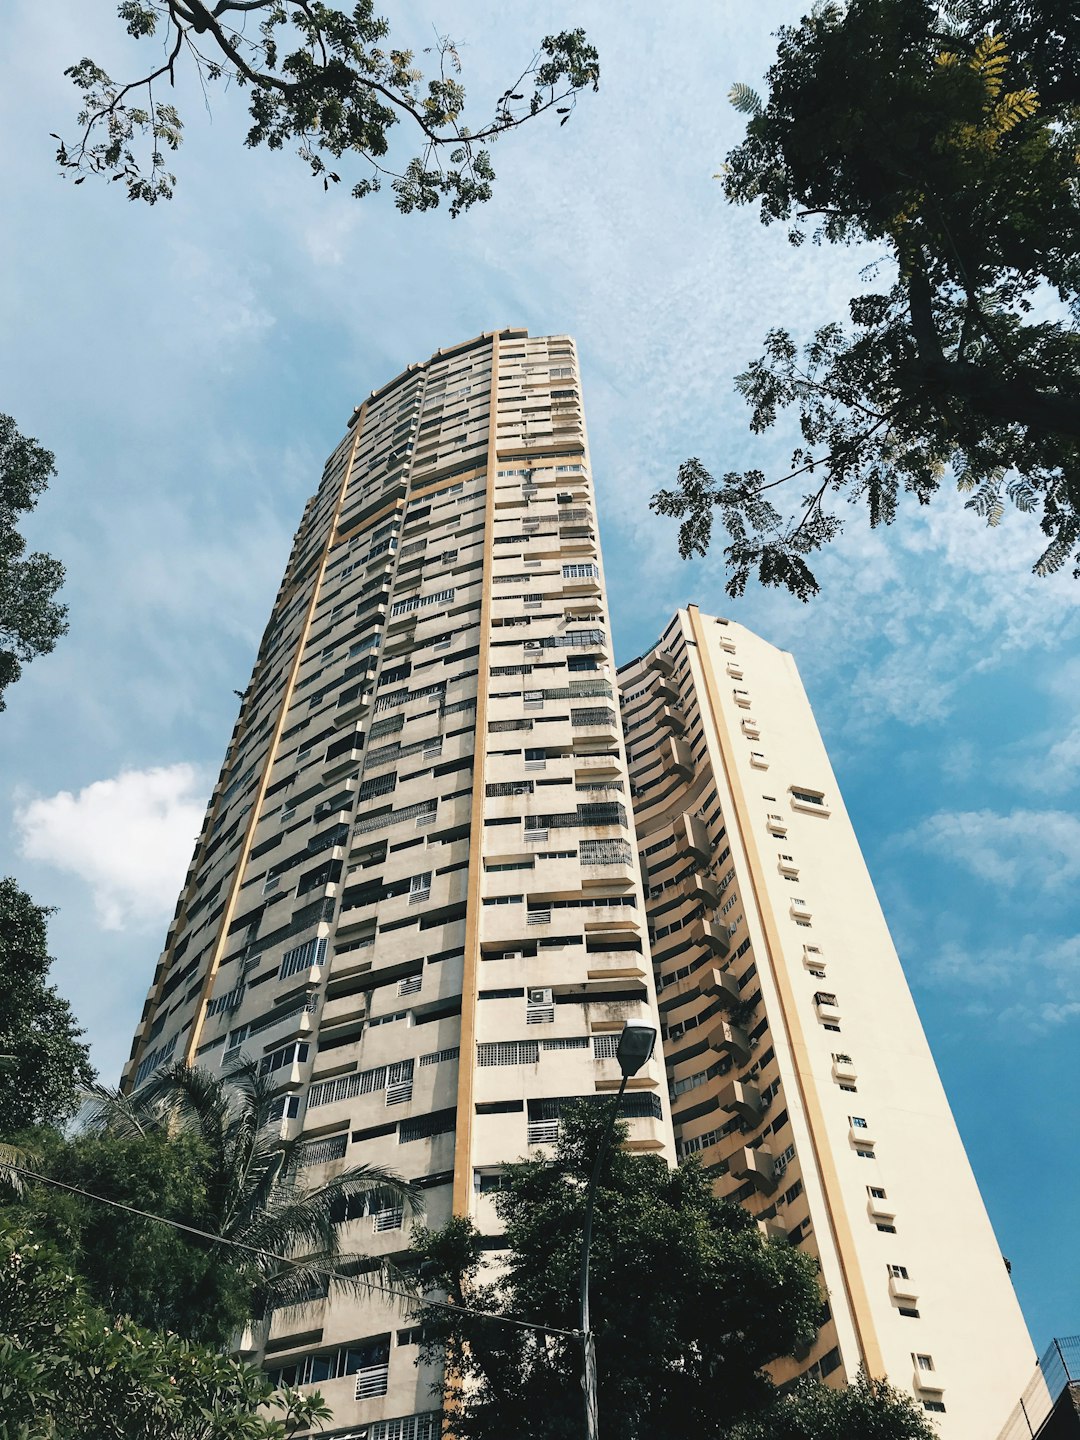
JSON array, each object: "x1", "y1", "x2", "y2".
[{"x1": 0, "y1": 1140, "x2": 39, "y2": 1195}]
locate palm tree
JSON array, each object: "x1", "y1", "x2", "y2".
[{"x1": 84, "y1": 1059, "x2": 423, "y2": 1321}]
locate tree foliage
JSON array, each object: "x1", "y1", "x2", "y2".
[
  {"x1": 56, "y1": 1, "x2": 599, "y2": 211},
  {"x1": 412, "y1": 1105, "x2": 827, "y2": 1440},
  {"x1": 0, "y1": 416, "x2": 67, "y2": 710},
  {"x1": 0, "y1": 1214, "x2": 330, "y2": 1440},
  {"x1": 77, "y1": 1059, "x2": 423, "y2": 1331},
  {"x1": 0, "y1": 878, "x2": 93, "y2": 1134},
  {"x1": 15, "y1": 1126, "x2": 253, "y2": 1344},
  {"x1": 652, "y1": 0, "x2": 1080, "y2": 598}
]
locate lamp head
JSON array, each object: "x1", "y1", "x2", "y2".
[{"x1": 616, "y1": 1021, "x2": 657, "y2": 1077}]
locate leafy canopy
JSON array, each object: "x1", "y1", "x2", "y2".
[
  {"x1": 412, "y1": 1105, "x2": 831, "y2": 1440},
  {"x1": 651, "y1": 0, "x2": 1080, "y2": 599},
  {"x1": 0, "y1": 878, "x2": 93, "y2": 1134},
  {"x1": 0, "y1": 1213, "x2": 330, "y2": 1440},
  {"x1": 0, "y1": 416, "x2": 67, "y2": 709},
  {"x1": 57, "y1": 1, "x2": 600, "y2": 211},
  {"x1": 73, "y1": 1058, "x2": 423, "y2": 1335}
]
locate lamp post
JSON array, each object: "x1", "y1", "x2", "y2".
[{"x1": 578, "y1": 1020, "x2": 657, "y2": 1440}]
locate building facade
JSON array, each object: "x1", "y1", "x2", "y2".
[
  {"x1": 124, "y1": 332, "x2": 1033, "y2": 1439},
  {"x1": 122, "y1": 328, "x2": 674, "y2": 1436},
  {"x1": 618, "y1": 607, "x2": 1035, "y2": 1437}
]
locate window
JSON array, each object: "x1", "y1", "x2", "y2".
[
  {"x1": 868, "y1": 1186, "x2": 887, "y2": 1199},
  {"x1": 791, "y1": 788, "x2": 825, "y2": 806},
  {"x1": 259, "y1": 1041, "x2": 310, "y2": 1077},
  {"x1": 562, "y1": 562, "x2": 599, "y2": 579},
  {"x1": 856, "y1": 1149, "x2": 874, "y2": 1158},
  {"x1": 922, "y1": 1401, "x2": 946, "y2": 1413},
  {"x1": 876, "y1": 1223, "x2": 897, "y2": 1233},
  {"x1": 850, "y1": 1116, "x2": 868, "y2": 1129},
  {"x1": 889, "y1": 1264, "x2": 910, "y2": 1279},
  {"x1": 899, "y1": 1307, "x2": 921, "y2": 1319}
]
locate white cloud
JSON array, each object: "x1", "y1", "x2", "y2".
[
  {"x1": 921, "y1": 932, "x2": 1080, "y2": 1032},
  {"x1": 14, "y1": 764, "x2": 210, "y2": 931},
  {"x1": 905, "y1": 807, "x2": 1080, "y2": 895}
]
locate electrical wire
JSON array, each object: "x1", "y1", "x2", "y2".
[{"x1": 3, "y1": 1162, "x2": 582, "y2": 1340}]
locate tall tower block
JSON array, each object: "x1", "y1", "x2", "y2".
[
  {"x1": 124, "y1": 329, "x2": 673, "y2": 1435},
  {"x1": 618, "y1": 606, "x2": 1034, "y2": 1438}
]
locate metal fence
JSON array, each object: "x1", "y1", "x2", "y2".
[{"x1": 996, "y1": 1337, "x2": 1080, "y2": 1440}]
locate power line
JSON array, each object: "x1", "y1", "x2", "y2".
[{"x1": 4, "y1": 1162, "x2": 582, "y2": 1341}]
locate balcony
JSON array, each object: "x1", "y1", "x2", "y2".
[
  {"x1": 694, "y1": 917, "x2": 731, "y2": 958},
  {"x1": 654, "y1": 676, "x2": 679, "y2": 704},
  {"x1": 848, "y1": 1121, "x2": 875, "y2": 1147},
  {"x1": 649, "y1": 650, "x2": 675, "y2": 678},
  {"x1": 707, "y1": 1018, "x2": 752, "y2": 1067},
  {"x1": 678, "y1": 812, "x2": 712, "y2": 866},
  {"x1": 718, "y1": 1078, "x2": 762, "y2": 1125},
  {"x1": 832, "y1": 1055, "x2": 857, "y2": 1083},
  {"x1": 707, "y1": 966, "x2": 742, "y2": 1009},
  {"x1": 665, "y1": 736, "x2": 695, "y2": 781},
  {"x1": 757, "y1": 1218, "x2": 788, "y2": 1243},
  {"x1": 657, "y1": 704, "x2": 686, "y2": 734},
  {"x1": 912, "y1": 1368, "x2": 945, "y2": 1397},
  {"x1": 690, "y1": 874, "x2": 720, "y2": 908},
  {"x1": 867, "y1": 1192, "x2": 896, "y2": 1223},
  {"x1": 729, "y1": 1145, "x2": 777, "y2": 1194},
  {"x1": 814, "y1": 991, "x2": 841, "y2": 1024},
  {"x1": 889, "y1": 1272, "x2": 919, "y2": 1304}
]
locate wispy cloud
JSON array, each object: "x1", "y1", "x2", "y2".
[
  {"x1": 14, "y1": 764, "x2": 210, "y2": 930},
  {"x1": 904, "y1": 807, "x2": 1080, "y2": 895}
]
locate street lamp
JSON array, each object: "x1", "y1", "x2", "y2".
[{"x1": 578, "y1": 1020, "x2": 657, "y2": 1440}]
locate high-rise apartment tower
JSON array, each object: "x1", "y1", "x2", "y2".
[
  {"x1": 124, "y1": 329, "x2": 674, "y2": 1437},
  {"x1": 618, "y1": 608, "x2": 1034, "y2": 1438},
  {"x1": 124, "y1": 332, "x2": 1032, "y2": 1440}
]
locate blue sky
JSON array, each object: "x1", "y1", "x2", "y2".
[{"x1": 2, "y1": 0, "x2": 1077, "y2": 1353}]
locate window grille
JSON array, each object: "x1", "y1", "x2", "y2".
[
  {"x1": 299, "y1": 1133, "x2": 348, "y2": 1167},
  {"x1": 542, "y1": 1036, "x2": 589, "y2": 1051},
  {"x1": 419, "y1": 1046, "x2": 460, "y2": 1067},
  {"x1": 354, "y1": 1362, "x2": 391, "y2": 1399},
  {"x1": 133, "y1": 1033, "x2": 178, "y2": 1089},
  {"x1": 477, "y1": 1041, "x2": 540, "y2": 1066},
  {"x1": 579, "y1": 839, "x2": 633, "y2": 865},
  {"x1": 570, "y1": 707, "x2": 617, "y2": 727},
  {"x1": 526, "y1": 1004, "x2": 555, "y2": 1025},
  {"x1": 592, "y1": 1034, "x2": 620, "y2": 1059},
  {"x1": 408, "y1": 873, "x2": 432, "y2": 904},
  {"x1": 390, "y1": 588, "x2": 455, "y2": 617},
  {"x1": 374, "y1": 680, "x2": 446, "y2": 713},
  {"x1": 279, "y1": 936, "x2": 327, "y2": 980},
  {"x1": 397, "y1": 974, "x2": 422, "y2": 997},
  {"x1": 398, "y1": 1109, "x2": 456, "y2": 1143},
  {"x1": 309, "y1": 1065, "x2": 387, "y2": 1107},
  {"x1": 527, "y1": 1119, "x2": 560, "y2": 1145},
  {"x1": 527, "y1": 909, "x2": 552, "y2": 925},
  {"x1": 359, "y1": 771, "x2": 397, "y2": 801},
  {"x1": 488, "y1": 718, "x2": 534, "y2": 732},
  {"x1": 386, "y1": 1059, "x2": 415, "y2": 1105},
  {"x1": 372, "y1": 1207, "x2": 404, "y2": 1233},
  {"x1": 354, "y1": 799, "x2": 437, "y2": 836},
  {"x1": 207, "y1": 984, "x2": 245, "y2": 1016},
  {"x1": 562, "y1": 563, "x2": 599, "y2": 579},
  {"x1": 224, "y1": 1025, "x2": 249, "y2": 1056},
  {"x1": 486, "y1": 781, "x2": 535, "y2": 797}
]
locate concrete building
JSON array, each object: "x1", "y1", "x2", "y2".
[
  {"x1": 617, "y1": 607, "x2": 1035, "y2": 1437},
  {"x1": 124, "y1": 332, "x2": 1034, "y2": 1439},
  {"x1": 122, "y1": 329, "x2": 674, "y2": 1438}
]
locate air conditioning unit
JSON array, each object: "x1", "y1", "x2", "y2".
[{"x1": 528, "y1": 987, "x2": 553, "y2": 1006}]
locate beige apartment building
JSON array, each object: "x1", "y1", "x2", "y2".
[
  {"x1": 123, "y1": 328, "x2": 673, "y2": 1438},
  {"x1": 124, "y1": 331, "x2": 1032, "y2": 1439},
  {"x1": 618, "y1": 607, "x2": 1035, "y2": 1437}
]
